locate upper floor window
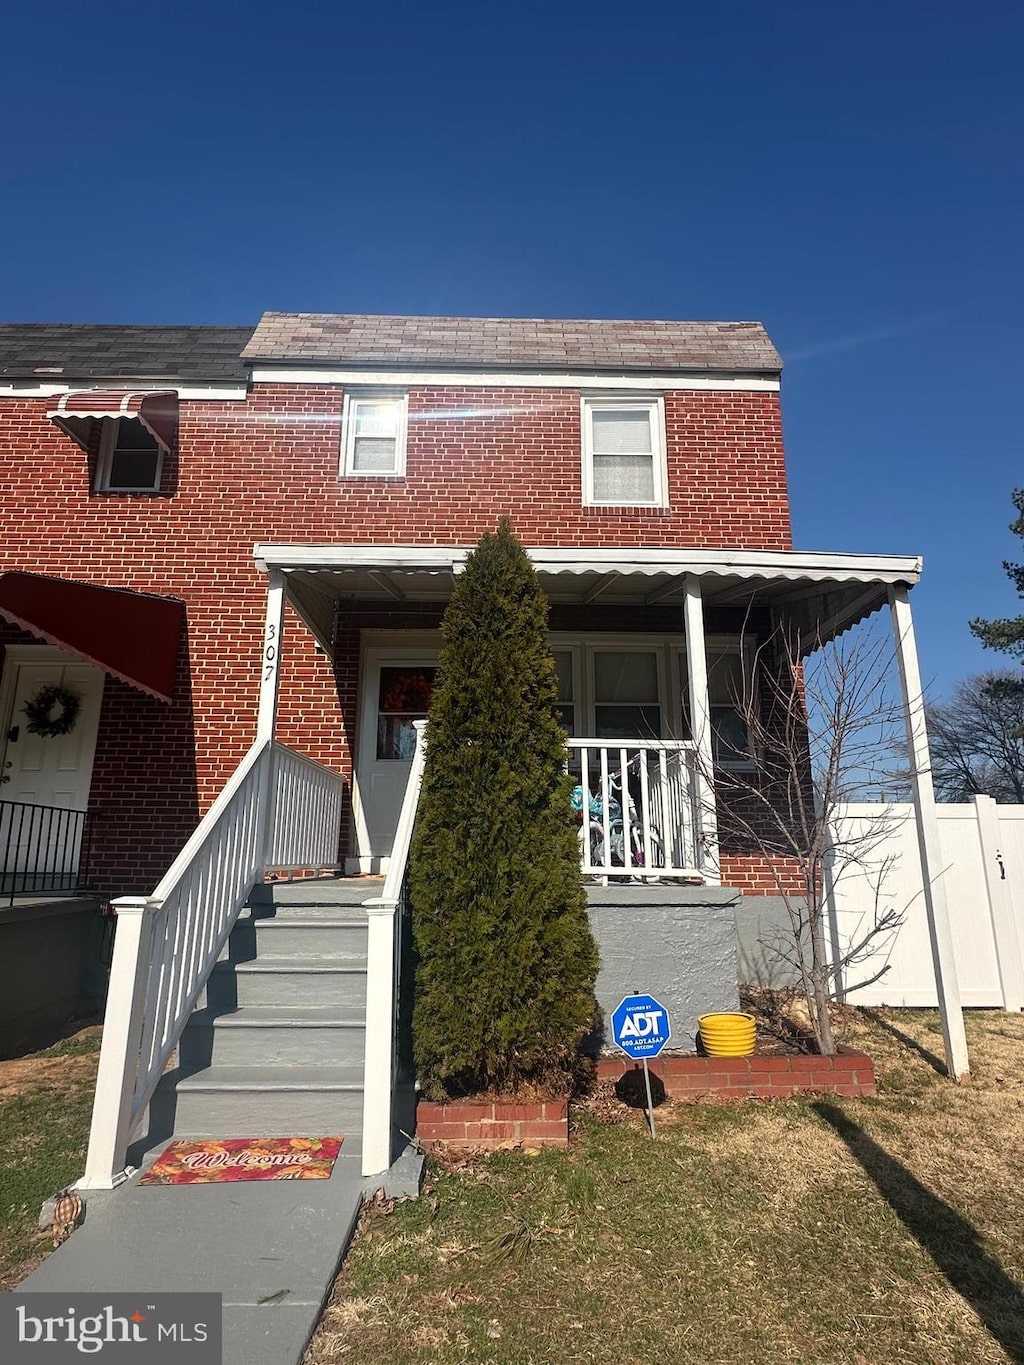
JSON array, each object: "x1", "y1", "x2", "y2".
[
  {"x1": 341, "y1": 393, "x2": 408, "y2": 477},
  {"x1": 96, "y1": 417, "x2": 163, "y2": 493},
  {"x1": 581, "y1": 397, "x2": 667, "y2": 507}
]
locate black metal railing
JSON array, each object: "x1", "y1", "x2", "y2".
[{"x1": 0, "y1": 801, "x2": 95, "y2": 905}]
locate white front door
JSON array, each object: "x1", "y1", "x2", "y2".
[
  {"x1": 0, "y1": 647, "x2": 104, "y2": 887},
  {"x1": 351, "y1": 643, "x2": 438, "y2": 874}
]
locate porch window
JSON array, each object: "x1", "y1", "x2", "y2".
[
  {"x1": 552, "y1": 650, "x2": 575, "y2": 735},
  {"x1": 341, "y1": 393, "x2": 408, "y2": 476},
  {"x1": 593, "y1": 649, "x2": 661, "y2": 739},
  {"x1": 708, "y1": 650, "x2": 752, "y2": 765},
  {"x1": 581, "y1": 398, "x2": 667, "y2": 506},
  {"x1": 96, "y1": 418, "x2": 163, "y2": 493},
  {"x1": 678, "y1": 647, "x2": 754, "y2": 766},
  {"x1": 376, "y1": 666, "x2": 435, "y2": 759}
]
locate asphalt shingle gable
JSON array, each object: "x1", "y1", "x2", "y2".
[
  {"x1": 242, "y1": 313, "x2": 782, "y2": 373},
  {"x1": 0, "y1": 324, "x2": 254, "y2": 382}
]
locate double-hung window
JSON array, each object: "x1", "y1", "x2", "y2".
[
  {"x1": 96, "y1": 417, "x2": 163, "y2": 493},
  {"x1": 341, "y1": 393, "x2": 408, "y2": 476},
  {"x1": 581, "y1": 397, "x2": 667, "y2": 506},
  {"x1": 677, "y1": 645, "x2": 756, "y2": 767},
  {"x1": 593, "y1": 649, "x2": 662, "y2": 739}
]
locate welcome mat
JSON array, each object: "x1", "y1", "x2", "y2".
[{"x1": 139, "y1": 1137, "x2": 344, "y2": 1185}]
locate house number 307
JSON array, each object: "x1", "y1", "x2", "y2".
[{"x1": 264, "y1": 622, "x2": 277, "y2": 680}]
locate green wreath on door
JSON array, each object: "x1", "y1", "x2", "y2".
[{"x1": 22, "y1": 684, "x2": 81, "y2": 738}]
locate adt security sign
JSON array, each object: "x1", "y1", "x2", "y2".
[{"x1": 611, "y1": 993, "x2": 671, "y2": 1060}]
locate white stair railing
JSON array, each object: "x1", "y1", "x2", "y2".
[
  {"x1": 568, "y1": 738, "x2": 705, "y2": 881},
  {"x1": 81, "y1": 740, "x2": 346, "y2": 1189},
  {"x1": 361, "y1": 720, "x2": 427, "y2": 1177},
  {"x1": 266, "y1": 742, "x2": 347, "y2": 872}
]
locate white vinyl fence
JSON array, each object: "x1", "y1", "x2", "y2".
[{"x1": 827, "y1": 796, "x2": 1024, "y2": 1012}]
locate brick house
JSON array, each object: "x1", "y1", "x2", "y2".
[{"x1": 0, "y1": 313, "x2": 941, "y2": 1182}]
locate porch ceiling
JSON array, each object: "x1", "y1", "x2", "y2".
[{"x1": 254, "y1": 543, "x2": 922, "y2": 656}]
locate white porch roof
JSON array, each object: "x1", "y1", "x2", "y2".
[{"x1": 253, "y1": 543, "x2": 922, "y2": 656}]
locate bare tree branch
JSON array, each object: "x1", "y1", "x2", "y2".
[
  {"x1": 696, "y1": 621, "x2": 912, "y2": 1054},
  {"x1": 927, "y1": 671, "x2": 1024, "y2": 802}
]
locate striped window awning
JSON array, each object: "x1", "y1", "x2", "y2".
[{"x1": 46, "y1": 390, "x2": 178, "y2": 454}]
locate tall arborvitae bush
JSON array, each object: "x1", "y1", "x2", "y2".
[{"x1": 409, "y1": 521, "x2": 599, "y2": 1098}]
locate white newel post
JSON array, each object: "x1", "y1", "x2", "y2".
[
  {"x1": 360, "y1": 721, "x2": 427, "y2": 1177},
  {"x1": 80, "y1": 897, "x2": 159, "y2": 1188},
  {"x1": 889, "y1": 585, "x2": 970, "y2": 1079},
  {"x1": 361, "y1": 901, "x2": 399, "y2": 1175},
  {"x1": 974, "y1": 794, "x2": 1024, "y2": 1013},
  {"x1": 256, "y1": 568, "x2": 286, "y2": 869},
  {"x1": 683, "y1": 575, "x2": 720, "y2": 883}
]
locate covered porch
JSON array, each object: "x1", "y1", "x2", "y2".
[{"x1": 254, "y1": 542, "x2": 926, "y2": 888}]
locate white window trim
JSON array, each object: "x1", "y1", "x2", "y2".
[
  {"x1": 248, "y1": 366, "x2": 780, "y2": 393},
  {"x1": 580, "y1": 396, "x2": 668, "y2": 508},
  {"x1": 340, "y1": 391, "x2": 409, "y2": 478},
  {"x1": 95, "y1": 417, "x2": 164, "y2": 493}
]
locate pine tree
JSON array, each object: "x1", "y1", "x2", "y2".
[
  {"x1": 409, "y1": 520, "x2": 599, "y2": 1098},
  {"x1": 971, "y1": 488, "x2": 1024, "y2": 660}
]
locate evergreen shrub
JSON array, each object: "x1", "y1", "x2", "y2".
[{"x1": 409, "y1": 520, "x2": 599, "y2": 1098}]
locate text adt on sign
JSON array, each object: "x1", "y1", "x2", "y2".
[{"x1": 610, "y1": 993, "x2": 671, "y2": 1060}]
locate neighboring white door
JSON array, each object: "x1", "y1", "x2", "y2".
[
  {"x1": 0, "y1": 647, "x2": 104, "y2": 887},
  {"x1": 350, "y1": 643, "x2": 438, "y2": 874}
]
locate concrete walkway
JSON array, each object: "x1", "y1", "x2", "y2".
[{"x1": 19, "y1": 1149, "x2": 366, "y2": 1363}]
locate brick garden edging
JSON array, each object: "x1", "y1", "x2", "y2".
[
  {"x1": 415, "y1": 1053, "x2": 875, "y2": 1152},
  {"x1": 596, "y1": 1049, "x2": 877, "y2": 1099},
  {"x1": 416, "y1": 1099, "x2": 569, "y2": 1149}
]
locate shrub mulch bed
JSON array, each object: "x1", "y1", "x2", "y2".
[{"x1": 416, "y1": 993, "x2": 877, "y2": 1152}]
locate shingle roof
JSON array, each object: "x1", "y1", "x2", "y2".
[
  {"x1": 0, "y1": 324, "x2": 254, "y2": 382},
  {"x1": 242, "y1": 313, "x2": 782, "y2": 374}
]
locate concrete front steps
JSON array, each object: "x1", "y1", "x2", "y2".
[{"x1": 149, "y1": 878, "x2": 379, "y2": 1150}]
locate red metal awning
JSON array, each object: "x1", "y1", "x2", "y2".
[
  {"x1": 46, "y1": 390, "x2": 178, "y2": 454},
  {"x1": 0, "y1": 573, "x2": 184, "y2": 702}
]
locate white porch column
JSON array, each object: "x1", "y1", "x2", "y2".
[
  {"x1": 683, "y1": 575, "x2": 720, "y2": 883},
  {"x1": 974, "y1": 794, "x2": 1024, "y2": 1013},
  {"x1": 257, "y1": 567, "x2": 286, "y2": 743},
  {"x1": 256, "y1": 569, "x2": 286, "y2": 869},
  {"x1": 889, "y1": 585, "x2": 970, "y2": 1079}
]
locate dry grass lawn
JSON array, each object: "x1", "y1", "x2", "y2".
[
  {"x1": 308, "y1": 1009, "x2": 1024, "y2": 1365},
  {"x1": 0, "y1": 1025, "x2": 101, "y2": 1290}
]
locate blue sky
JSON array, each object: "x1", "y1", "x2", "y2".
[{"x1": 2, "y1": 1, "x2": 1021, "y2": 697}]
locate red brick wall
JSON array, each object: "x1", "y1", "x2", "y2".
[
  {"x1": 0, "y1": 382, "x2": 791, "y2": 891},
  {"x1": 416, "y1": 1098, "x2": 569, "y2": 1148},
  {"x1": 596, "y1": 1052, "x2": 877, "y2": 1098}
]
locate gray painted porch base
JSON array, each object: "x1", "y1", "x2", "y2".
[
  {"x1": 734, "y1": 894, "x2": 808, "y2": 989},
  {"x1": 0, "y1": 896, "x2": 104, "y2": 1056},
  {"x1": 586, "y1": 884, "x2": 742, "y2": 1050}
]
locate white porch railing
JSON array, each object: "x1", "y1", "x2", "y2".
[
  {"x1": 80, "y1": 740, "x2": 346, "y2": 1189},
  {"x1": 360, "y1": 719, "x2": 427, "y2": 1177},
  {"x1": 568, "y1": 739, "x2": 705, "y2": 881},
  {"x1": 266, "y1": 742, "x2": 346, "y2": 871}
]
